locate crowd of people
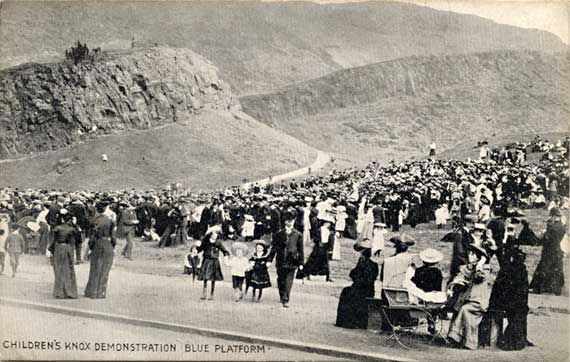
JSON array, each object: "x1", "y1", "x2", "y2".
[{"x1": 0, "y1": 135, "x2": 568, "y2": 350}]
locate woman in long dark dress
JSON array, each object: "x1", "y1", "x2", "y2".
[
  {"x1": 302, "y1": 219, "x2": 334, "y2": 282},
  {"x1": 336, "y1": 239, "x2": 379, "y2": 329},
  {"x1": 84, "y1": 202, "x2": 116, "y2": 299},
  {"x1": 529, "y1": 208, "x2": 566, "y2": 295},
  {"x1": 197, "y1": 225, "x2": 229, "y2": 300},
  {"x1": 49, "y1": 212, "x2": 80, "y2": 299},
  {"x1": 489, "y1": 227, "x2": 530, "y2": 350}
]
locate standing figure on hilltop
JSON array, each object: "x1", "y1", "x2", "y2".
[{"x1": 429, "y1": 142, "x2": 436, "y2": 157}]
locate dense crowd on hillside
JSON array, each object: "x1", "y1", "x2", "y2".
[{"x1": 0, "y1": 135, "x2": 568, "y2": 351}]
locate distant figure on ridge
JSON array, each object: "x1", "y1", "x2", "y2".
[{"x1": 429, "y1": 142, "x2": 436, "y2": 157}]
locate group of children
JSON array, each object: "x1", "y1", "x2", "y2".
[{"x1": 183, "y1": 226, "x2": 271, "y2": 302}]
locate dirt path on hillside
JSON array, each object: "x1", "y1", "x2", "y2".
[{"x1": 242, "y1": 150, "x2": 331, "y2": 189}]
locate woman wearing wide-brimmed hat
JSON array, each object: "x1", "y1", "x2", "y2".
[
  {"x1": 411, "y1": 248, "x2": 444, "y2": 293},
  {"x1": 447, "y1": 243, "x2": 493, "y2": 349},
  {"x1": 196, "y1": 225, "x2": 230, "y2": 300},
  {"x1": 335, "y1": 239, "x2": 379, "y2": 329}
]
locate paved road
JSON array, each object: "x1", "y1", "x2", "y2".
[
  {"x1": 242, "y1": 150, "x2": 330, "y2": 189},
  {"x1": 0, "y1": 257, "x2": 569, "y2": 362},
  {"x1": 0, "y1": 305, "x2": 343, "y2": 361}
]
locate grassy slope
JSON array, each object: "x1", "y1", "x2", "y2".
[
  {"x1": 0, "y1": 1, "x2": 566, "y2": 95},
  {"x1": 240, "y1": 51, "x2": 570, "y2": 165},
  {"x1": 0, "y1": 111, "x2": 316, "y2": 191}
]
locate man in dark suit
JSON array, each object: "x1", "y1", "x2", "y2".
[{"x1": 268, "y1": 212, "x2": 304, "y2": 308}]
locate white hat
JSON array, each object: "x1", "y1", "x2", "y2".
[
  {"x1": 26, "y1": 221, "x2": 41, "y2": 232},
  {"x1": 206, "y1": 225, "x2": 222, "y2": 235},
  {"x1": 419, "y1": 248, "x2": 443, "y2": 264},
  {"x1": 473, "y1": 223, "x2": 486, "y2": 231}
]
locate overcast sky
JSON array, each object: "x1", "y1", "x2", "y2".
[{"x1": 403, "y1": 0, "x2": 569, "y2": 44}]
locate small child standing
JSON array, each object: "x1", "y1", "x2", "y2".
[
  {"x1": 183, "y1": 244, "x2": 201, "y2": 282},
  {"x1": 5, "y1": 225, "x2": 25, "y2": 278},
  {"x1": 227, "y1": 242, "x2": 251, "y2": 302},
  {"x1": 248, "y1": 240, "x2": 272, "y2": 302}
]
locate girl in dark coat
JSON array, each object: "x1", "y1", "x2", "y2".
[
  {"x1": 84, "y1": 203, "x2": 116, "y2": 299},
  {"x1": 50, "y1": 212, "x2": 80, "y2": 299},
  {"x1": 336, "y1": 240, "x2": 379, "y2": 329},
  {"x1": 197, "y1": 226, "x2": 229, "y2": 300},
  {"x1": 529, "y1": 208, "x2": 566, "y2": 295},
  {"x1": 248, "y1": 240, "x2": 272, "y2": 302}
]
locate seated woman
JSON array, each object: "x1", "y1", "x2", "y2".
[
  {"x1": 335, "y1": 239, "x2": 379, "y2": 329},
  {"x1": 447, "y1": 244, "x2": 493, "y2": 349},
  {"x1": 403, "y1": 248, "x2": 446, "y2": 304},
  {"x1": 382, "y1": 236, "x2": 417, "y2": 288}
]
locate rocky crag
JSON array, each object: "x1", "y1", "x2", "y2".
[
  {"x1": 240, "y1": 50, "x2": 570, "y2": 163},
  {"x1": 0, "y1": 47, "x2": 238, "y2": 159}
]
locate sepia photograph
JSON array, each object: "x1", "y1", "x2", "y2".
[{"x1": 0, "y1": 0, "x2": 568, "y2": 360}]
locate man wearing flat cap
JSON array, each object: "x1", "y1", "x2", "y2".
[{"x1": 268, "y1": 212, "x2": 304, "y2": 308}]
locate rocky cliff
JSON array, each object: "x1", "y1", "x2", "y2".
[
  {"x1": 0, "y1": 47, "x2": 238, "y2": 159},
  {"x1": 240, "y1": 50, "x2": 570, "y2": 163},
  {"x1": 241, "y1": 50, "x2": 569, "y2": 125}
]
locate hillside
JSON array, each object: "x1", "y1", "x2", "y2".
[
  {"x1": 0, "y1": 47, "x2": 237, "y2": 159},
  {"x1": 240, "y1": 50, "x2": 570, "y2": 164},
  {"x1": 0, "y1": 110, "x2": 316, "y2": 191},
  {"x1": 1, "y1": 1, "x2": 567, "y2": 95},
  {"x1": 0, "y1": 46, "x2": 317, "y2": 189}
]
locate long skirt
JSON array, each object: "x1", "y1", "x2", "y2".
[
  {"x1": 336, "y1": 285, "x2": 373, "y2": 329},
  {"x1": 447, "y1": 302, "x2": 485, "y2": 349},
  {"x1": 498, "y1": 312, "x2": 528, "y2": 351},
  {"x1": 84, "y1": 242, "x2": 114, "y2": 299},
  {"x1": 198, "y1": 258, "x2": 224, "y2": 281},
  {"x1": 529, "y1": 251, "x2": 564, "y2": 295},
  {"x1": 53, "y1": 243, "x2": 78, "y2": 299},
  {"x1": 38, "y1": 222, "x2": 50, "y2": 255},
  {"x1": 303, "y1": 244, "x2": 329, "y2": 276}
]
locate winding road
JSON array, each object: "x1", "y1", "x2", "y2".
[{"x1": 242, "y1": 150, "x2": 331, "y2": 189}]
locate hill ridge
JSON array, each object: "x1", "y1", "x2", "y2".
[
  {"x1": 1, "y1": 0, "x2": 567, "y2": 94},
  {"x1": 240, "y1": 49, "x2": 570, "y2": 163}
]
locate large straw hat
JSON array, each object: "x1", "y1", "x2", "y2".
[
  {"x1": 353, "y1": 239, "x2": 373, "y2": 252},
  {"x1": 419, "y1": 248, "x2": 443, "y2": 264},
  {"x1": 230, "y1": 241, "x2": 250, "y2": 256}
]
